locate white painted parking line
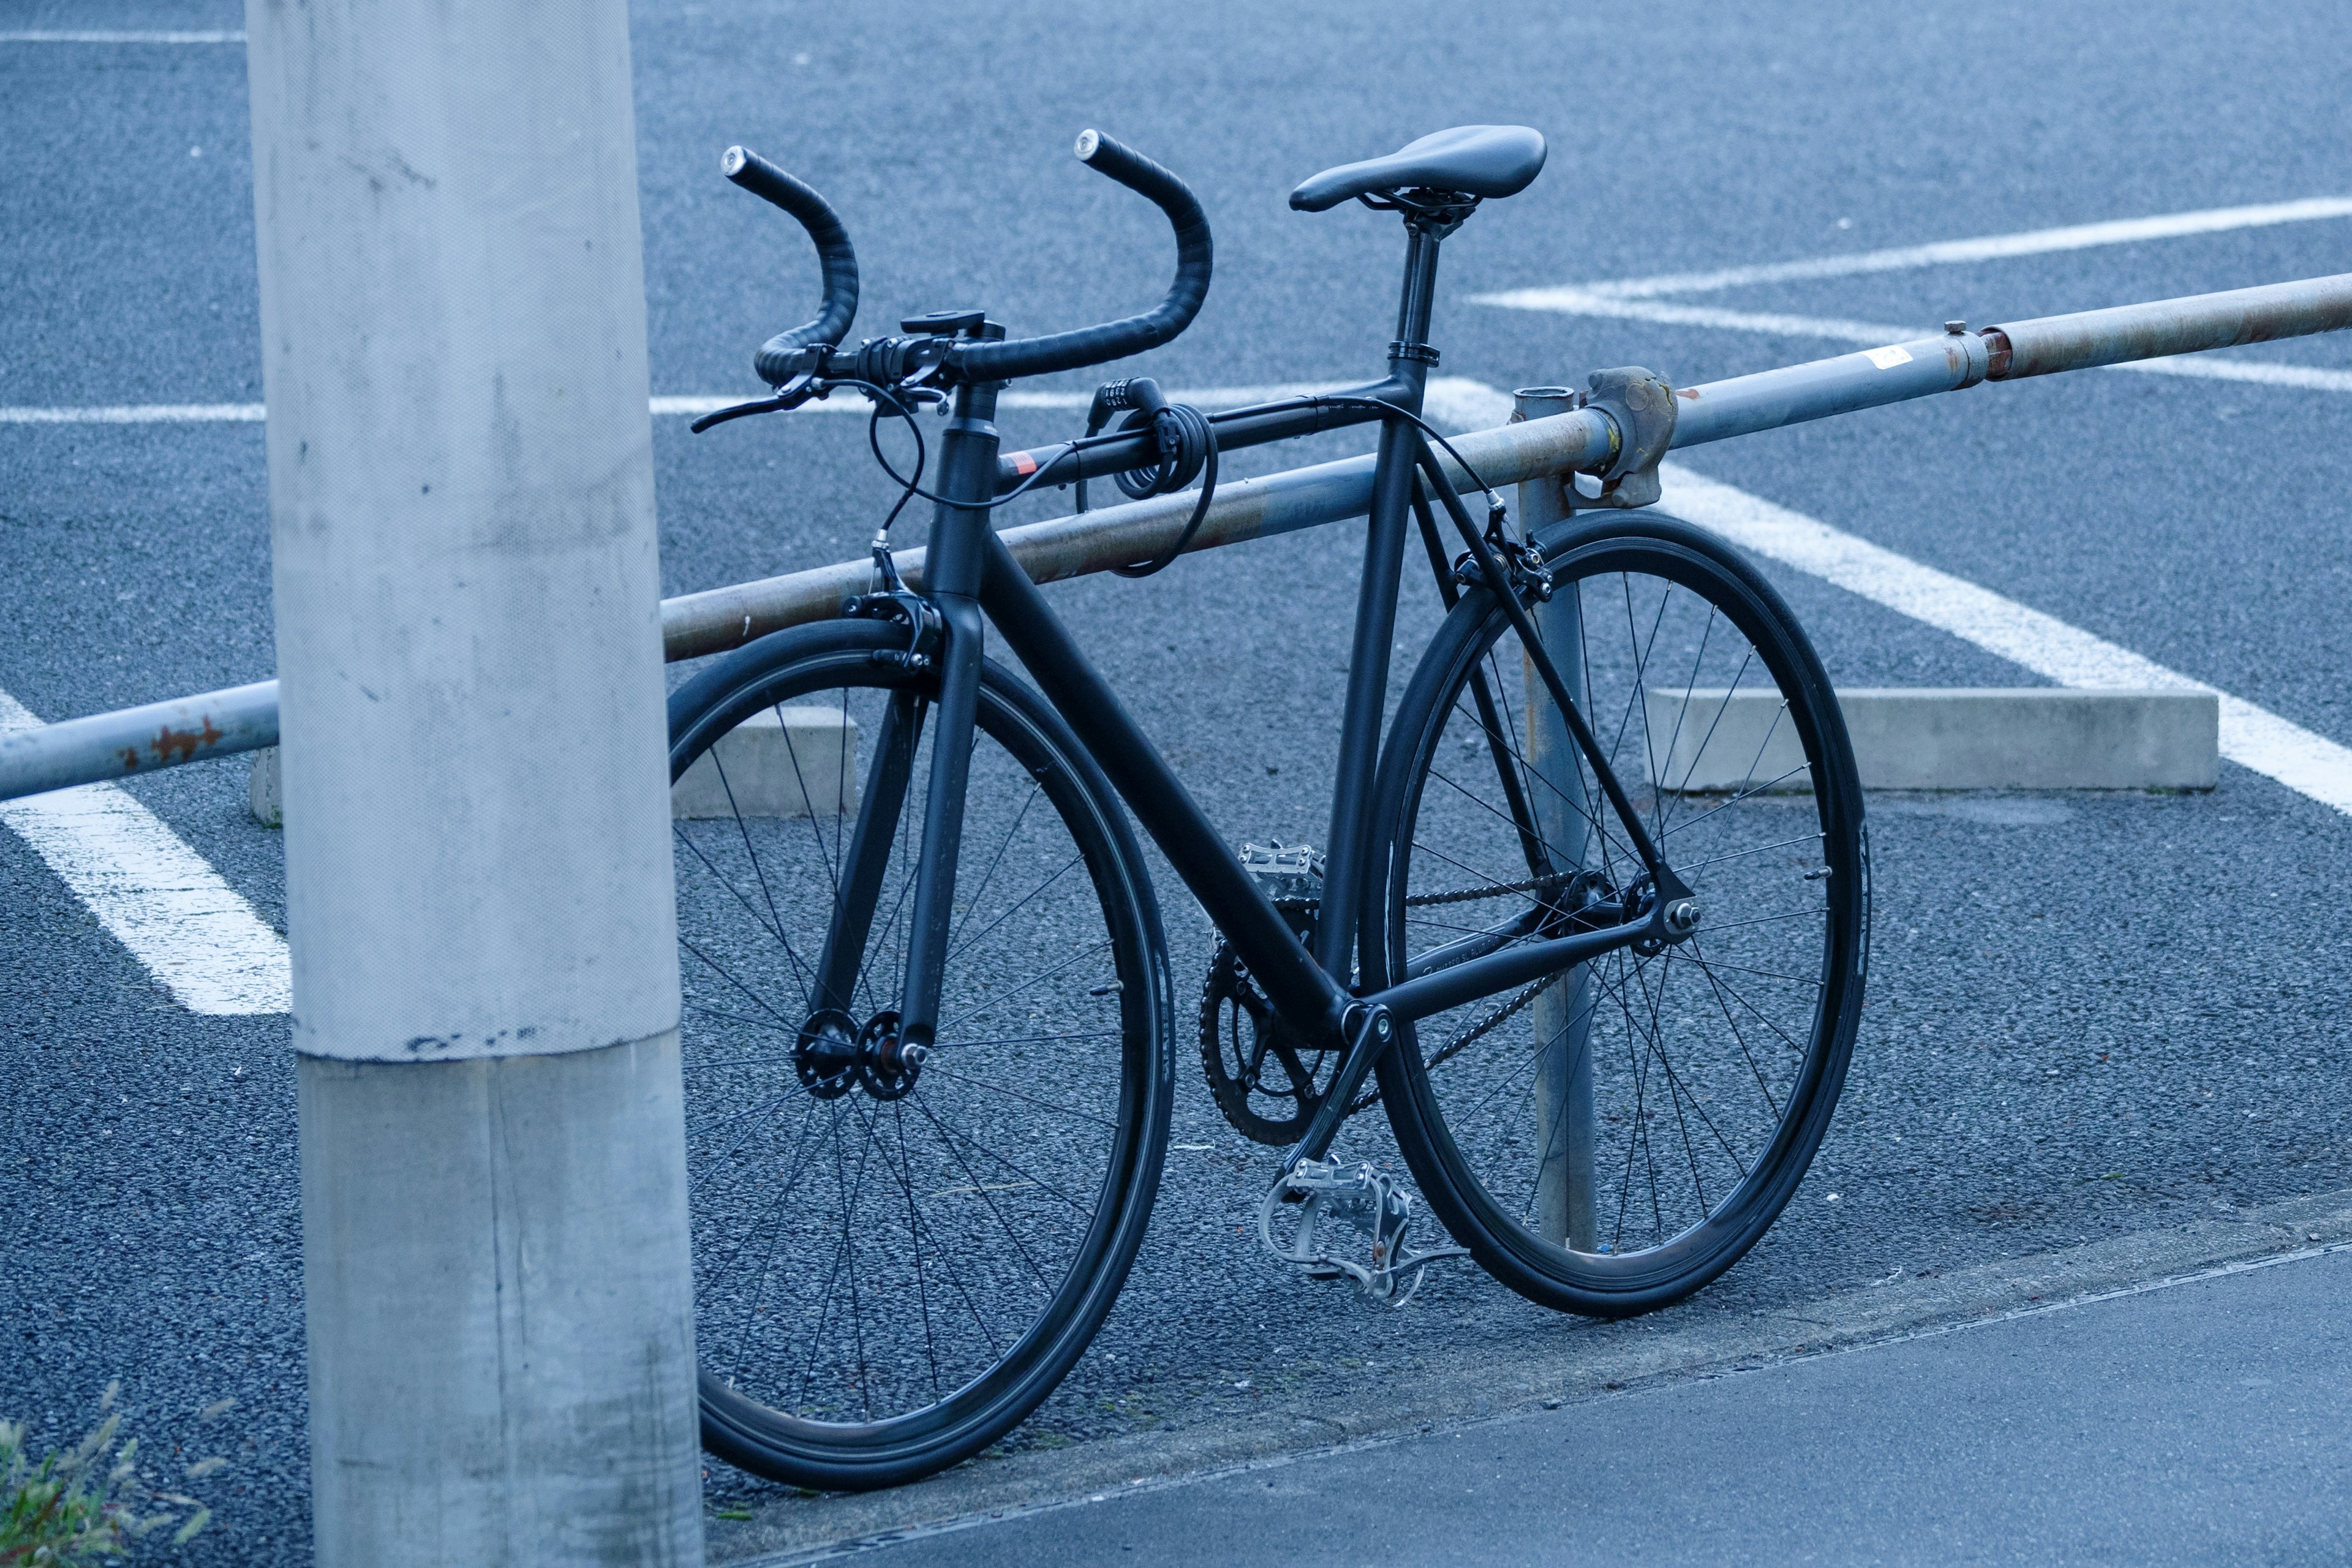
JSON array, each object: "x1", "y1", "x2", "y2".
[
  {"x1": 1660, "y1": 463, "x2": 2352, "y2": 817},
  {"x1": 1471, "y1": 292, "x2": 2352, "y2": 395},
  {"x1": 2104, "y1": 354, "x2": 2352, "y2": 394},
  {"x1": 0, "y1": 403, "x2": 267, "y2": 424},
  {"x1": 0, "y1": 690, "x2": 290, "y2": 1014},
  {"x1": 1498, "y1": 197, "x2": 2352, "y2": 302},
  {"x1": 8, "y1": 378, "x2": 1510, "y2": 430},
  {"x1": 0, "y1": 30, "x2": 245, "y2": 42}
]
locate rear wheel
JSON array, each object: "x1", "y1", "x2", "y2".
[
  {"x1": 1362, "y1": 513, "x2": 1868, "y2": 1316},
  {"x1": 668, "y1": 621, "x2": 1172, "y2": 1488}
]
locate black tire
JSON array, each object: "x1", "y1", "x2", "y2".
[
  {"x1": 1361, "y1": 513, "x2": 1868, "y2": 1316},
  {"x1": 668, "y1": 620, "x2": 1172, "y2": 1489}
]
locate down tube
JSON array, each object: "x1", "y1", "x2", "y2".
[{"x1": 976, "y1": 532, "x2": 1347, "y2": 1037}]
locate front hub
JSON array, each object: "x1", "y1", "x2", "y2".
[
  {"x1": 796, "y1": 1008, "x2": 861, "y2": 1099},
  {"x1": 855, "y1": 1010, "x2": 924, "y2": 1100},
  {"x1": 795, "y1": 1008, "x2": 929, "y2": 1100}
]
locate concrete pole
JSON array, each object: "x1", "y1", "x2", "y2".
[
  {"x1": 1515, "y1": 389, "x2": 1597, "y2": 1253},
  {"x1": 244, "y1": 2, "x2": 703, "y2": 1562}
]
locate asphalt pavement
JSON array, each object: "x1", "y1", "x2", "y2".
[
  {"x1": 7, "y1": 3, "x2": 2352, "y2": 1562},
  {"x1": 842, "y1": 1243, "x2": 2352, "y2": 1567}
]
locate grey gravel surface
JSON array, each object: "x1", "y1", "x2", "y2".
[{"x1": 6, "y1": 2, "x2": 2352, "y2": 1562}]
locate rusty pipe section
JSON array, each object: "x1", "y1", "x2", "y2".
[
  {"x1": 0, "y1": 680, "x2": 278, "y2": 799},
  {"x1": 1985, "y1": 272, "x2": 2352, "y2": 379},
  {"x1": 657, "y1": 404, "x2": 1619, "y2": 661}
]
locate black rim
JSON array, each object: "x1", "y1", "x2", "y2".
[
  {"x1": 672, "y1": 628, "x2": 1167, "y2": 1483},
  {"x1": 1368, "y1": 522, "x2": 1866, "y2": 1310}
]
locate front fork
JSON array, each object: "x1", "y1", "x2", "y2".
[{"x1": 810, "y1": 377, "x2": 1005, "y2": 1052}]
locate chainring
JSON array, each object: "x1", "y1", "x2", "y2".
[{"x1": 1197, "y1": 940, "x2": 1335, "y2": 1145}]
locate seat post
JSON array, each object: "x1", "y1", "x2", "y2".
[
  {"x1": 1389, "y1": 190, "x2": 1479, "y2": 375},
  {"x1": 1393, "y1": 225, "x2": 1443, "y2": 363}
]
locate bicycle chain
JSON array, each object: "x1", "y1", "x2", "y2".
[
  {"x1": 1201, "y1": 878, "x2": 1581, "y2": 1130},
  {"x1": 1341, "y1": 974, "x2": 1551, "y2": 1117},
  {"x1": 1403, "y1": 869, "x2": 1578, "y2": 910}
]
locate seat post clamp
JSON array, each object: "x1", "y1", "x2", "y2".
[{"x1": 1387, "y1": 341, "x2": 1442, "y2": 367}]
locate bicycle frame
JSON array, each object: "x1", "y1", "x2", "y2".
[{"x1": 843, "y1": 223, "x2": 1692, "y2": 1169}]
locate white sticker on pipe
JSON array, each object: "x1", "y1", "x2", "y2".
[{"x1": 1863, "y1": 345, "x2": 1915, "y2": 369}]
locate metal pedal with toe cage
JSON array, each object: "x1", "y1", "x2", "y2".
[{"x1": 1259, "y1": 1155, "x2": 1468, "y2": 1305}]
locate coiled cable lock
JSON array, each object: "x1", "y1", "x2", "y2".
[{"x1": 1076, "y1": 377, "x2": 1219, "y2": 578}]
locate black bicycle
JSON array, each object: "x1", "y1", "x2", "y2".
[{"x1": 669, "y1": 126, "x2": 1869, "y2": 1490}]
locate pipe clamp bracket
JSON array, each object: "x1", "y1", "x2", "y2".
[{"x1": 1579, "y1": 366, "x2": 1677, "y2": 510}]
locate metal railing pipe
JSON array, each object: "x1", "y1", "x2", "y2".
[
  {"x1": 1668, "y1": 330, "x2": 1989, "y2": 448},
  {"x1": 659, "y1": 403, "x2": 1619, "y2": 660},
  {"x1": 0, "y1": 409, "x2": 1616, "y2": 803},
  {"x1": 12, "y1": 269, "x2": 2352, "y2": 808}
]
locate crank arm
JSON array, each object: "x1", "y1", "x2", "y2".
[{"x1": 1279, "y1": 1002, "x2": 1395, "y2": 1177}]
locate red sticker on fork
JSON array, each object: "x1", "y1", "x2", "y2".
[{"x1": 1008, "y1": 450, "x2": 1038, "y2": 477}]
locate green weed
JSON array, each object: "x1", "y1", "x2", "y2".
[{"x1": 1, "y1": 1383, "x2": 224, "y2": 1565}]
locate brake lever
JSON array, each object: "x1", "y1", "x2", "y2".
[{"x1": 689, "y1": 372, "x2": 820, "y2": 433}]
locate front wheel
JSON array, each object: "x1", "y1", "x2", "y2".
[
  {"x1": 668, "y1": 620, "x2": 1173, "y2": 1488},
  {"x1": 1362, "y1": 513, "x2": 1869, "y2": 1316}
]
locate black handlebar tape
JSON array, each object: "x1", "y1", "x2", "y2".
[
  {"x1": 952, "y1": 130, "x2": 1213, "y2": 383},
  {"x1": 721, "y1": 145, "x2": 861, "y2": 385}
]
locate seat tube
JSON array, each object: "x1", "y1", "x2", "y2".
[
  {"x1": 895, "y1": 377, "x2": 1000, "y2": 1049},
  {"x1": 1315, "y1": 226, "x2": 1442, "y2": 979}
]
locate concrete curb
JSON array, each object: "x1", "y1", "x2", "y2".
[
  {"x1": 706, "y1": 1185, "x2": 2352, "y2": 1564},
  {"x1": 251, "y1": 689, "x2": 2219, "y2": 829},
  {"x1": 1651, "y1": 688, "x2": 2218, "y2": 793}
]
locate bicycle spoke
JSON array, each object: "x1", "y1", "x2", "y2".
[
  {"x1": 945, "y1": 781, "x2": 1045, "y2": 956},
  {"x1": 914, "y1": 1063, "x2": 1120, "y2": 1131},
  {"x1": 934, "y1": 938, "x2": 1114, "y2": 1037},
  {"x1": 907, "y1": 1093, "x2": 1060, "y2": 1289}
]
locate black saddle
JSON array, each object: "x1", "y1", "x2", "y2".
[{"x1": 1289, "y1": 125, "x2": 1547, "y2": 213}]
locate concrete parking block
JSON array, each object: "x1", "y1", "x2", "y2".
[
  {"x1": 1646, "y1": 687, "x2": 2219, "y2": 792},
  {"x1": 252, "y1": 709, "x2": 862, "y2": 825},
  {"x1": 669, "y1": 705, "x2": 859, "y2": 818},
  {"x1": 250, "y1": 744, "x2": 282, "y2": 826}
]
